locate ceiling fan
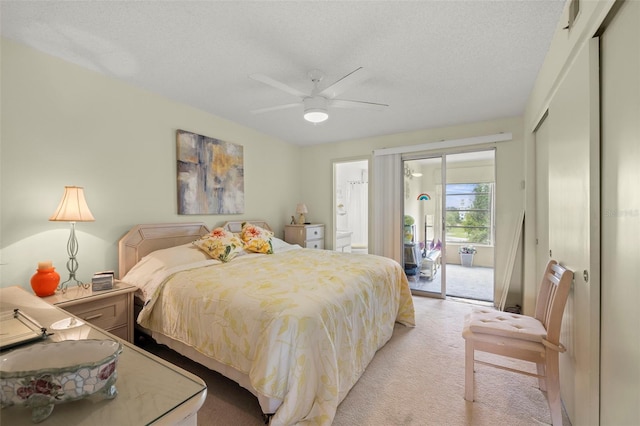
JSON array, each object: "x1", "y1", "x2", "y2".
[{"x1": 249, "y1": 67, "x2": 389, "y2": 123}]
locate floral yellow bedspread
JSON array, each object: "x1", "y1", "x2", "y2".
[{"x1": 138, "y1": 248, "x2": 414, "y2": 425}]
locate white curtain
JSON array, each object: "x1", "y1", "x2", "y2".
[{"x1": 371, "y1": 153, "x2": 403, "y2": 263}]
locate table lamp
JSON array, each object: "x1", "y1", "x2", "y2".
[
  {"x1": 296, "y1": 203, "x2": 308, "y2": 225},
  {"x1": 49, "y1": 186, "x2": 95, "y2": 293}
]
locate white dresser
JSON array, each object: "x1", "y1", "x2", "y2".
[{"x1": 284, "y1": 224, "x2": 325, "y2": 249}]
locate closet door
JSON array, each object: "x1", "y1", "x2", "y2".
[
  {"x1": 600, "y1": 0, "x2": 640, "y2": 423},
  {"x1": 546, "y1": 38, "x2": 600, "y2": 424}
]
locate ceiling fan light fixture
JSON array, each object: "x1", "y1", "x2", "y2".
[
  {"x1": 303, "y1": 97, "x2": 329, "y2": 123},
  {"x1": 304, "y1": 109, "x2": 329, "y2": 123},
  {"x1": 250, "y1": 68, "x2": 388, "y2": 124}
]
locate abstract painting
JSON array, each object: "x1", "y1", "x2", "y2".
[{"x1": 177, "y1": 129, "x2": 244, "y2": 214}]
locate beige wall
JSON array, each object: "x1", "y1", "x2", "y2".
[{"x1": 0, "y1": 38, "x2": 300, "y2": 289}]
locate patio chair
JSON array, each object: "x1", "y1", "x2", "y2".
[{"x1": 462, "y1": 259, "x2": 573, "y2": 426}]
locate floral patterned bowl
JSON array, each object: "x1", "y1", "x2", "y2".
[{"x1": 0, "y1": 339, "x2": 122, "y2": 423}]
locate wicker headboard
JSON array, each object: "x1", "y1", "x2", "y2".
[
  {"x1": 221, "y1": 220, "x2": 272, "y2": 233},
  {"x1": 118, "y1": 222, "x2": 210, "y2": 279}
]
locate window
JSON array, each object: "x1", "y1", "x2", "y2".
[{"x1": 445, "y1": 183, "x2": 494, "y2": 245}]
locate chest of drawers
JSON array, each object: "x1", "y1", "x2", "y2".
[
  {"x1": 284, "y1": 224, "x2": 325, "y2": 249},
  {"x1": 42, "y1": 281, "x2": 136, "y2": 343}
]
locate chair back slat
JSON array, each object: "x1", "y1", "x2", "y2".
[{"x1": 534, "y1": 260, "x2": 574, "y2": 346}]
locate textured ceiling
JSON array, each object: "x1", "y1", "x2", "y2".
[{"x1": 1, "y1": 1, "x2": 566, "y2": 146}]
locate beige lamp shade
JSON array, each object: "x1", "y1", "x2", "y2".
[
  {"x1": 296, "y1": 203, "x2": 308, "y2": 225},
  {"x1": 49, "y1": 186, "x2": 95, "y2": 222},
  {"x1": 295, "y1": 203, "x2": 308, "y2": 214}
]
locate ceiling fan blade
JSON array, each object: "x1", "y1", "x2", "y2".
[
  {"x1": 319, "y1": 67, "x2": 371, "y2": 98},
  {"x1": 330, "y1": 99, "x2": 389, "y2": 111},
  {"x1": 249, "y1": 74, "x2": 307, "y2": 98},
  {"x1": 251, "y1": 103, "x2": 301, "y2": 114}
]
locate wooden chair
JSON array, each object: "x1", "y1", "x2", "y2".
[{"x1": 462, "y1": 260, "x2": 574, "y2": 426}]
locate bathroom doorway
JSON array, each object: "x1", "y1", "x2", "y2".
[{"x1": 333, "y1": 159, "x2": 369, "y2": 254}]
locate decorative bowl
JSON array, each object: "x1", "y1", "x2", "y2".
[{"x1": 0, "y1": 339, "x2": 122, "y2": 423}]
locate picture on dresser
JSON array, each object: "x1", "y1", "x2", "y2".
[{"x1": 176, "y1": 129, "x2": 244, "y2": 214}]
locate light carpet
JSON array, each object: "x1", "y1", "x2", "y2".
[{"x1": 139, "y1": 296, "x2": 571, "y2": 425}]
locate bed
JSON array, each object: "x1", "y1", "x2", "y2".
[{"x1": 119, "y1": 221, "x2": 415, "y2": 425}]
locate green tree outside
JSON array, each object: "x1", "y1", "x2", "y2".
[
  {"x1": 462, "y1": 183, "x2": 491, "y2": 244},
  {"x1": 446, "y1": 208, "x2": 461, "y2": 228}
]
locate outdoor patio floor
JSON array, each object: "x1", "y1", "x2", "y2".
[{"x1": 407, "y1": 263, "x2": 494, "y2": 302}]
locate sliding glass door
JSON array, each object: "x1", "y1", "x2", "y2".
[
  {"x1": 403, "y1": 149, "x2": 495, "y2": 301},
  {"x1": 402, "y1": 155, "x2": 445, "y2": 298},
  {"x1": 443, "y1": 151, "x2": 495, "y2": 302}
]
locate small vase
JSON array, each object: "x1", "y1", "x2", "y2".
[{"x1": 31, "y1": 264, "x2": 61, "y2": 297}]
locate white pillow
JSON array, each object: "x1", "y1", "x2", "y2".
[
  {"x1": 270, "y1": 237, "x2": 300, "y2": 252},
  {"x1": 122, "y1": 243, "x2": 210, "y2": 286},
  {"x1": 143, "y1": 242, "x2": 210, "y2": 267}
]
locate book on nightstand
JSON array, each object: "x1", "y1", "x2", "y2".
[{"x1": 92, "y1": 271, "x2": 114, "y2": 291}]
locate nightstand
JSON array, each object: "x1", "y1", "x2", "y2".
[
  {"x1": 42, "y1": 281, "x2": 136, "y2": 343},
  {"x1": 284, "y1": 224, "x2": 325, "y2": 249}
]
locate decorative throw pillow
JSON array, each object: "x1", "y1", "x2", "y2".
[
  {"x1": 193, "y1": 228, "x2": 244, "y2": 262},
  {"x1": 240, "y1": 222, "x2": 274, "y2": 254}
]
